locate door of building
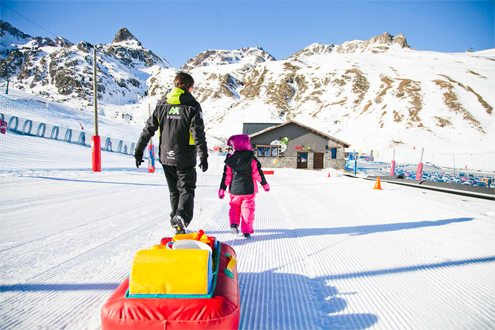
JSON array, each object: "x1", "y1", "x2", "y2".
[
  {"x1": 297, "y1": 152, "x2": 308, "y2": 169},
  {"x1": 314, "y1": 152, "x2": 324, "y2": 169}
]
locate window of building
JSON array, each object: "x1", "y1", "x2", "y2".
[
  {"x1": 256, "y1": 146, "x2": 279, "y2": 157},
  {"x1": 331, "y1": 148, "x2": 337, "y2": 159}
]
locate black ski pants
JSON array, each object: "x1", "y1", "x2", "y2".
[{"x1": 162, "y1": 164, "x2": 196, "y2": 227}]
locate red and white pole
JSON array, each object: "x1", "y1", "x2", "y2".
[
  {"x1": 390, "y1": 149, "x2": 396, "y2": 176},
  {"x1": 416, "y1": 147, "x2": 424, "y2": 180},
  {"x1": 92, "y1": 47, "x2": 101, "y2": 172}
]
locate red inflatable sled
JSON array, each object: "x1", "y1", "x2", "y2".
[{"x1": 101, "y1": 234, "x2": 240, "y2": 329}]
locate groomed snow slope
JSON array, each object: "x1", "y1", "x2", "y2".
[{"x1": 0, "y1": 149, "x2": 494, "y2": 329}]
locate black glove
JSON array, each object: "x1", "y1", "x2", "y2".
[
  {"x1": 134, "y1": 150, "x2": 144, "y2": 168},
  {"x1": 199, "y1": 157, "x2": 208, "y2": 172}
]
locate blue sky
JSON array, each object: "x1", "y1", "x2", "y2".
[{"x1": 1, "y1": 1, "x2": 494, "y2": 68}]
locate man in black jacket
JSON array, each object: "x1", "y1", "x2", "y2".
[{"x1": 134, "y1": 72, "x2": 208, "y2": 234}]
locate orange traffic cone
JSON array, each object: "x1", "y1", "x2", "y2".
[
  {"x1": 373, "y1": 177, "x2": 382, "y2": 190},
  {"x1": 328, "y1": 172, "x2": 331, "y2": 178}
]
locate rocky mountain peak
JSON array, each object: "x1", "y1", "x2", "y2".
[
  {"x1": 368, "y1": 32, "x2": 411, "y2": 49},
  {"x1": 52, "y1": 37, "x2": 74, "y2": 48},
  {"x1": 0, "y1": 20, "x2": 32, "y2": 40},
  {"x1": 393, "y1": 33, "x2": 411, "y2": 49},
  {"x1": 373, "y1": 32, "x2": 394, "y2": 44},
  {"x1": 112, "y1": 28, "x2": 141, "y2": 46},
  {"x1": 286, "y1": 43, "x2": 335, "y2": 60},
  {"x1": 290, "y1": 32, "x2": 413, "y2": 59},
  {"x1": 180, "y1": 46, "x2": 275, "y2": 71}
]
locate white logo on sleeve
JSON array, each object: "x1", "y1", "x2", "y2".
[{"x1": 167, "y1": 150, "x2": 175, "y2": 159}]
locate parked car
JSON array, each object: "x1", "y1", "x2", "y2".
[
  {"x1": 480, "y1": 178, "x2": 492, "y2": 186},
  {"x1": 475, "y1": 182, "x2": 487, "y2": 187}
]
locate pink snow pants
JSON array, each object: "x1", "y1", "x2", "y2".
[{"x1": 229, "y1": 194, "x2": 256, "y2": 234}]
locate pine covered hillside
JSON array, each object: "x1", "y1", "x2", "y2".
[{"x1": 1, "y1": 21, "x2": 494, "y2": 159}]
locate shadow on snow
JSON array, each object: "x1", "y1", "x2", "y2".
[
  {"x1": 239, "y1": 270, "x2": 378, "y2": 330},
  {"x1": 0, "y1": 283, "x2": 120, "y2": 293},
  {"x1": 214, "y1": 217, "x2": 475, "y2": 245}
]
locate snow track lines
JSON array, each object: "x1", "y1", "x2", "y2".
[
  {"x1": 0, "y1": 172, "x2": 171, "y2": 329},
  {"x1": 0, "y1": 166, "x2": 494, "y2": 329}
]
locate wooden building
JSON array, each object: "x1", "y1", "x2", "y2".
[{"x1": 245, "y1": 121, "x2": 350, "y2": 170}]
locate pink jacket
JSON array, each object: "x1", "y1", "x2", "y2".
[{"x1": 224, "y1": 159, "x2": 264, "y2": 194}]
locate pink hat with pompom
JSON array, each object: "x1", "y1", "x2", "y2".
[{"x1": 227, "y1": 134, "x2": 252, "y2": 151}]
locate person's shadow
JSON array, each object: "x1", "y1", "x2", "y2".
[
  {"x1": 215, "y1": 217, "x2": 474, "y2": 247},
  {"x1": 238, "y1": 270, "x2": 378, "y2": 329}
]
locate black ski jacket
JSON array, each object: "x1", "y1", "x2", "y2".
[
  {"x1": 220, "y1": 150, "x2": 267, "y2": 195},
  {"x1": 135, "y1": 88, "x2": 208, "y2": 167}
]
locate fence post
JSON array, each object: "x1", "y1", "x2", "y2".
[
  {"x1": 50, "y1": 126, "x2": 59, "y2": 139},
  {"x1": 78, "y1": 132, "x2": 86, "y2": 145},
  {"x1": 8, "y1": 116, "x2": 18, "y2": 132},
  {"x1": 105, "y1": 137, "x2": 112, "y2": 151},
  {"x1": 37, "y1": 123, "x2": 46, "y2": 137},
  {"x1": 22, "y1": 120, "x2": 33, "y2": 135},
  {"x1": 64, "y1": 128, "x2": 72, "y2": 142}
]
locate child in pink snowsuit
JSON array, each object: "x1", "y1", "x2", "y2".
[{"x1": 218, "y1": 134, "x2": 270, "y2": 239}]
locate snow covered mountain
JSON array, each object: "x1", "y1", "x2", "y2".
[
  {"x1": 0, "y1": 21, "x2": 171, "y2": 121},
  {"x1": 180, "y1": 46, "x2": 276, "y2": 71},
  {"x1": 287, "y1": 32, "x2": 411, "y2": 59},
  {"x1": 1, "y1": 21, "x2": 494, "y2": 159},
  {"x1": 146, "y1": 33, "x2": 493, "y2": 155}
]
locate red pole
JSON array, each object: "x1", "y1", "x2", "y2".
[
  {"x1": 390, "y1": 149, "x2": 396, "y2": 176},
  {"x1": 416, "y1": 162, "x2": 423, "y2": 180},
  {"x1": 92, "y1": 135, "x2": 101, "y2": 172},
  {"x1": 92, "y1": 47, "x2": 101, "y2": 172},
  {"x1": 416, "y1": 148, "x2": 424, "y2": 180}
]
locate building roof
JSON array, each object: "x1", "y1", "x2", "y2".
[
  {"x1": 248, "y1": 120, "x2": 351, "y2": 148},
  {"x1": 242, "y1": 123, "x2": 280, "y2": 136}
]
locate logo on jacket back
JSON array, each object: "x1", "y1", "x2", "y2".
[{"x1": 167, "y1": 107, "x2": 181, "y2": 119}]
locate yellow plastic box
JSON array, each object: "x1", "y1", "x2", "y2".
[{"x1": 129, "y1": 249, "x2": 213, "y2": 295}]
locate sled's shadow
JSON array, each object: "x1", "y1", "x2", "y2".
[{"x1": 239, "y1": 270, "x2": 378, "y2": 329}]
